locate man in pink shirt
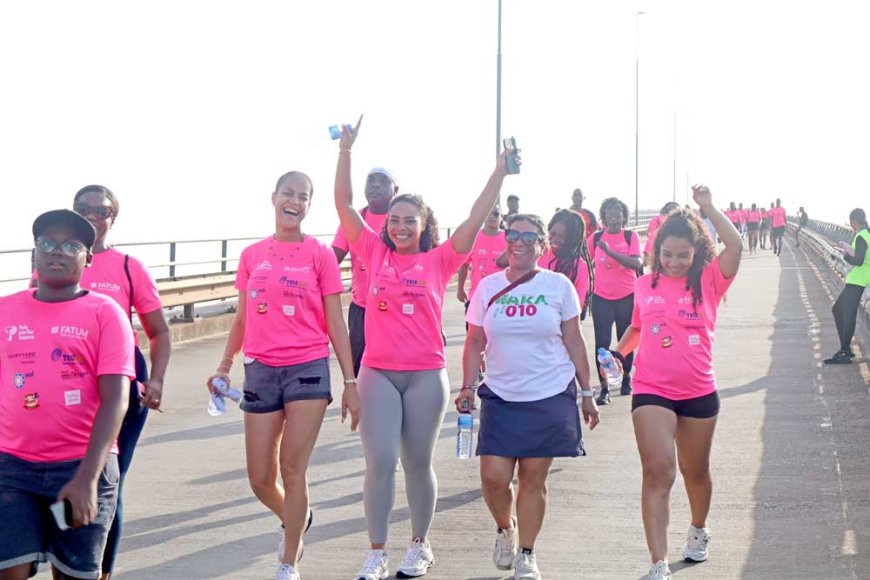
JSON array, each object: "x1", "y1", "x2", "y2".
[
  {"x1": 333, "y1": 167, "x2": 398, "y2": 375},
  {"x1": 0, "y1": 210, "x2": 134, "y2": 580},
  {"x1": 769, "y1": 198, "x2": 787, "y2": 256}
]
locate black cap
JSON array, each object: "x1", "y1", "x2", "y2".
[{"x1": 32, "y1": 209, "x2": 96, "y2": 250}]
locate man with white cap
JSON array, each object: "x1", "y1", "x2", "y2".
[
  {"x1": 333, "y1": 167, "x2": 399, "y2": 375},
  {"x1": 0, "y1": 210, "x2": 134, "y2": 580}
]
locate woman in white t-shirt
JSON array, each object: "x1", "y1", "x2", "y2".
[{"x1": 455, "y1": 213, "x2": 599, "y2": 580}]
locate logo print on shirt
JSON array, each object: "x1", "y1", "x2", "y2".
[
  {"x1": 646, "y1": 296, "x2": 666, "y2": 305},
  {"x1": 64, "y1": 390, "x2": 81, "y2": 406},
  {"x1": 688, "y1": 334, "x2": 701, "y2": 346},
  {"x1": 255, "y1": 260, "x2": 274, "y2": 271},
  {"x1": 378, "y1": 300, "x2": 388, "y2": 311},
  {"x1": 650, "y1": 324, "x2": 661, "y2": 335},
  {"x1": 50, "y1": 326, "x2": 89, "y2": 340},
  {"x1": 23, "y1": 392, "x2": 40, "y2": 410},
  {"x1": 5, "y1": 325, "x2": 34, "y2": 341},
  {"x1": 50, "y1": 348, "x2": 87, "y2": 365},
  {"x1": 256, "y1": 303, "x2": 268, "y2": 315},
  {"x1": 14, "y1": 371, "x2": 34, "y2": 389},
  {"x1": 90, "y1": 282, "x2": 122, "y2": 292},
  {"x1": 61, "y1": 370, "x2": 88, "y2": 380},
  {"x1": 661, "y1": 336, "x2": 673, "y2": 348},
  {"x1": 250, "y1": 289, "x2": 259, "y2": 300}
]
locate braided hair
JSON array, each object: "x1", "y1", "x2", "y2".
[
  {"x1": 650, "y1": 208, "x2": 716, "y2": 309},
  {"x1": 380, "y1": 194, "x2": 441, "y2": 252},
  {"x1": 546, "y1": 209, "x2": 595, "y2": 307}
]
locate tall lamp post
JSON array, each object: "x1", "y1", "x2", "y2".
[
  {"x1": 634, "y1": 11, "x2": 645, "y2": 226},
  {"x1": 496, "y1": 0, "x2": 503, "y2": 159}
]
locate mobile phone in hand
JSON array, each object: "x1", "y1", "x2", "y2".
[
  {"x1": 503, "y1": 137, "x2": 521, "y2": 174},
  {"x1": 50, "y1": 499, "x2": 73, "y2": 531}
]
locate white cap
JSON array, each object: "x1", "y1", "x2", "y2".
[{"x1": 367, "y1": 167, "x2": 398, "y2": 188}]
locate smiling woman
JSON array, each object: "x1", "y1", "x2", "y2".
[{"x1": 206, "y1": 169, "x2": 359, "y2": 580}]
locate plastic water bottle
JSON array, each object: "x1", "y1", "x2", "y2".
[
  {"x1": 329, "y1": 124, "x2": 353, "y2": 140},
  {"x1": 207, "y1": 376, "x2": 243, "y2": 416},
  {"x1": 597, "y1": 348, "x2": 623, "y2": 388},
  {"x1": 456, "y1": 413, "x2": 474, "y2": 459}
]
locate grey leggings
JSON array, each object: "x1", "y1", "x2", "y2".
[{"x1": 358, "y1": 366, "x2": 449, "y2": 544}]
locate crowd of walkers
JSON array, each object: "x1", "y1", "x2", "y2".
[{"x1": 1, "y1": 116, "x2": 867, "y2": 580}]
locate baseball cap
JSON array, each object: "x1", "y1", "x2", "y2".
[
  {"x1": 32, "y1": 209, "x2": 96, "y2": 250},
  {"x1": 367, "y1": 167, "x2": 398, "y2": 187}
]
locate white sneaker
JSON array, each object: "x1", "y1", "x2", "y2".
[
  {"x1": 356, "y1": 549, "x2": 389, "y2": 580},
  {"x1": 396, "y1": 539, "x2": 434, "y2": 578},
  {"x1": 512, "y1": 551, "x2": 540, "y2": 580},
  {"x1": 683, "y1": 525, "x2": 710, "y2": 562},
  {"x1": 648, "y1": 560, "x2": 671, "y2": 579},
  {"x1": 493, "y1": 517, "x2": 518, "y2": 570},
  {"x1": 275, "y1": 563, "x2": 300, "y2": 580}
]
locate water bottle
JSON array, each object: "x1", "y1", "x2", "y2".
[
  {"x1": 456, "y1": 413, "x2": 474, "y2": 459},
  {"x1": 329, "y1": 124, "x2": 353, "y2": 140},
  {"x1": 597, "y1": 348, "x2": 623, "y2": 388},
  {"x1": 207, "y1": 376, "x2": 243, "y2": 416}
]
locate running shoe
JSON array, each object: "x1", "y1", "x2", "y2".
[
  {"x1": 356, "y1": 549, "x2": 389, "y2": 580},
  {"x1": 683, "y1": 525, "x2": 711, "y2": 562},
  {"x1": 493, "y1": 517, "x2": 518, "y2": 570},
  {"x1": 512, "y1": 551, "x2": 541, "y2": 579},
  {"x1": 620, "y1": 377, "x2": 633, "y2": 396},
  {"x1": 647, "y1": 560, "x2": 672, "y2": 579},
  {"x1": 824, "y1": 350, "x2": 853, "y2": 365},
  {"x1": 278, "y1": 509, "x2": 314, "y2": 563},
  {"x1": 596, "y1": 387, "x2": 611, "y2": 405},
  {"x1": 275, "y1": 563, "x2": 300, "y2": 580},
  {"x1": 396, "y1": 539, "x2": 434, "y2": 577}
]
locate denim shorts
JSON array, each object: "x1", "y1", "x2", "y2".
[
  {"x1": 0, "y1": 452, "x2": 120, "y2": 579},
  {"x1": 241, "y1": 357, "x2": 332, "y2": 413}
]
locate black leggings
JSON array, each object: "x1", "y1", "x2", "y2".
[
  {"x1": 591, "y1": 293, "x2": 635, "y2": 385},
  {"x1": 833, "y1": 283, "x2": 866, "y2": 352}
]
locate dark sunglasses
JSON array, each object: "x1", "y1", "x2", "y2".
[
  {"x1": 35, "y1": 238, "x2": 87, "y2": 257},
  {"x1": 505, "y1": 229, "x2": 541, "y2": 246},
  {"x1": 74, "y1": 203, "x2": 114, "y2": 220},
  {"x1": 490, "y1": 210, "x2": 501, "y2": 218}
]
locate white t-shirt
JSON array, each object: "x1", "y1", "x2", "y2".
[{"x1": 466, "y1": 269, "x2": 581, "y2": 402}]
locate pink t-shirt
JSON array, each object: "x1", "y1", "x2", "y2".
[
  {"x1": 737, "y1": 209, "x2": 748, "y2": 225},
  {"x1": 235, "y1": 236, "x2": 345, "y2": 367},
  {"x1": 31, "y1": 248, "x2": 163, "y2": 317},
  {"x1": 350, "y1": 226, "x2": 469, "y2": 370},
  {"x1": 465, "y1": 230, "x2": 506, "y2": 300},
  {"x1": 724, "y1": 209, "x2": 739, "y2": 224},
  {"x1": 644, "y1": 215, "x2": 664, "y2": 257},
  {"x1": 631, "y1": 257, "x2": 734, "y2": 400},
  {"x1": 0, "y1": 290, "x2": 135, "y2": 462},
  {"x1": 587, "y1": 230, "x2": 641, "y2": 300},
  {"x1": 747, "y1": 210, "x2": 762, "y2": 224},
  {"x1": 770, "y1": 206, "x2": 787, "y2": 228},
  {"x1": 332, "y1": 210, "x2": 388, "y2": 307},
  {"x1": 538, "y1": 249, "x2": 590, "y2": 310}
]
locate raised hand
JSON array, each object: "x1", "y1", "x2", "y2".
[
  {"x1": 339, "y1": 115, "x2": 364, "y2": 152},
  {"x1": 692, "y1": 184, "x2": 713, "y2": 209}
]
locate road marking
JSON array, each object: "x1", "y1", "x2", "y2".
[{"x1": 842, "y1": 529, "x2": 858, "y2": 556}]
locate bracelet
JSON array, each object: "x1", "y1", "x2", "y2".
[
  {"x1": 343, "y1": 378, "x2": 357, "y2": 385},
  {"x1": 339, "y1": 149, "x2": 351, "y2": 155},
  {"x1": 460, "y1": 385, "x2": 477, "y2": 392},
  {"x1": 580, "y1": 390, "x2": 595, "y2": 398}
]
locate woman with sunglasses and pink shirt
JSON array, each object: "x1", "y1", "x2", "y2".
[
  {"x1": 609, "y1": 185, "x2": 742, "y2": 580},
  {"x1": 334, "y1": 119, "x2": 516, "y2": 580},
  {"x1": 206, "y1": 170, "x2": 360, "y2": 580},
  {"x1": 456, "y1": 213, "x2": 599, "y2": 579}
]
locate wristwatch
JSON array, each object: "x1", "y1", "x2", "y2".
[
  {"x1": 580, "y1": 390, "x2": 595, "y2": 398},
  {"x1": 460, "y1": 385, "x2": 477, "y2": 392}
]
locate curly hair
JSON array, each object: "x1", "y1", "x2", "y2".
[
  {"x1": 74, "y1": 185, "x2": 119, "y2": 219},
  {"x1": 650, "y1": 209, "x2": 716, "y2": 309},
  {"x1": 599, "y1": 197, "x2": 630, "y2": 228},
  {"x1": 381, "y1": 194, "x2": 441, "y2": 252},
  {"x1": 545, "y1": 209, "x2": 594, "y2": 307}
]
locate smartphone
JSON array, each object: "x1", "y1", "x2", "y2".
[
  {"x1": 50, "y1": 499, "x2": 73, "y2": 531},
  {"x1": 503, "y1": 137, "x2": 521, "y2": 174}
]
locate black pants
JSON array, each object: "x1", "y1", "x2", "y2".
[
  {"x1": 833, "y1": 283, "x2": 866, "y2": 352},
  {"x1": 349, "y1": 302, "x2": 366, "y2": 376},
  {"x1": 591, "y1": 293, "x2": 635, "y2": 387}
]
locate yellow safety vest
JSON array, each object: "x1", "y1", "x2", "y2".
[{"x1": 846, "y1": 229, "x2": 870, "y2": 287}]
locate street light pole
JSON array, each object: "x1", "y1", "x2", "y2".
[
  {"x1": 496, "y1": 0, "x2": 503, "y2": 159},
  {"x1": 673, "y1": 109, "x2": 677, "y2": 202},
  {"x1": 634, "y1": 11, "x2": 645, "y2": 226}
]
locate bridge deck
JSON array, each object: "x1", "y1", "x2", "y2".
[{"x1": 37, "y1": 239, "x2": 870, "y2": 579}]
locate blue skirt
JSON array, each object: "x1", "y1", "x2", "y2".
[{"x1": 476, "y1": 380, "x2": 585, "y2": 458}]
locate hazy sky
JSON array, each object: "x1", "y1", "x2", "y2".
[{"x1": 1, "y1": 0, "x2": 867, "y2": 252}]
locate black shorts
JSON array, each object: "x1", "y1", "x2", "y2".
[
  {"x1": 631, "y1": 390, "x2": 719, "y2": 418},
  {"x1": 772, "y1": 226, "x2": 786, "y2": 237},
  {"x1": 747, "y1": 222, "x2": 759, "y2": 232}
]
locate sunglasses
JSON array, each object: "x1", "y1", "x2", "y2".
[
  {"x1": 35, "y1": 238, "x2": 87, "y2": 257},
  {"x1": 74, "y1": 203, "x2": 114, "y2": 220},
  {"x1": 505, "y1": 229, "x2": 541, "y2": 246}
]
